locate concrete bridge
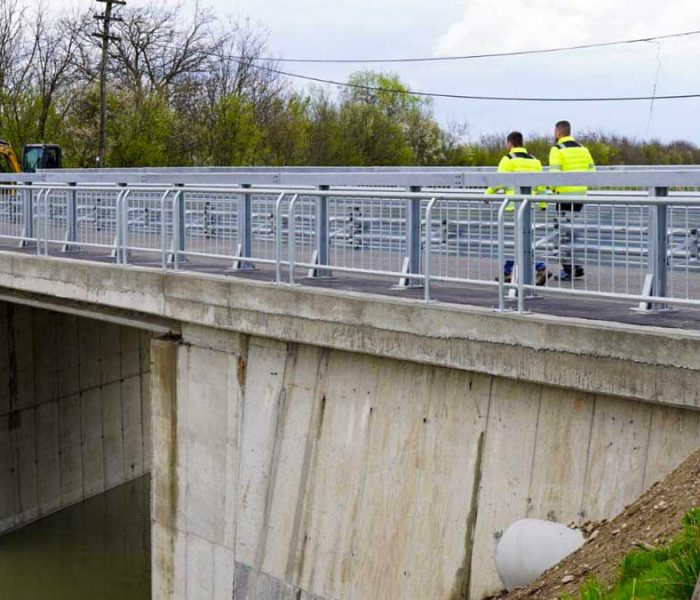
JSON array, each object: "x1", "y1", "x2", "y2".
[{"x1": 2, "y1": 168, "x2": 700, "y2": 599}]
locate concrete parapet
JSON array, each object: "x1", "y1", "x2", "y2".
[{"x1": 0, "y1": 253, "x2": 700, "y2": 411}]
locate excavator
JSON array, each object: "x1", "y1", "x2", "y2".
[{"x1": 0, "y1": 139, "x2": 62, "y2": 174}]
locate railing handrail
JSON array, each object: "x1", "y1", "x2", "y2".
[{"x1": 5, "y1": 167, "x2": 700, "y2": 188}]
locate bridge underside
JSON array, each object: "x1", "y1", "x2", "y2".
[{"x1": 0, "y1": 302, "x2": 152, "y2": 534}]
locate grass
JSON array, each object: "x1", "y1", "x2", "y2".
[{"x1": 562, "y1": 509, "x2": 700, "y2": 600}]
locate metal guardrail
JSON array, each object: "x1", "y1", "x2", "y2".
[{"x1": 1, "y1": 169, "x2": 700, "y2": 315}]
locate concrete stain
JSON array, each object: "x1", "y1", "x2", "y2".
[
  {"x1": 6, "y1": 303, "x2": 17, "y2": 413},
  {"x1": 450, "y1": 431, "x2": 485, "y2": 600},
  {"x1": 237, "y1": 355, "x2": 247, "y2": 388},
  {"x1": 151, "y1": 337, "x2": 179, "y2": 598}
]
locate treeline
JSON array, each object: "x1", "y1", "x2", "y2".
[{"x1": 0, "y1": 1, "x2": 698, "y2": 168}]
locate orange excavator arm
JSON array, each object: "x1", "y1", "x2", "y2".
[{"x1": 0, "y1": 140, "x2": 21, "y2": 174}]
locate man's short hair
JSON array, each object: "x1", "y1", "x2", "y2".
[
  {"x1": 507, "y1": 131, "x2": 524, "y2": 147},
  {"x1": 555, "y1": 120, "x2": 571, "y2": 135}
]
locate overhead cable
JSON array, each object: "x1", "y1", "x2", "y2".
[
  {"x1": 227, "y1": 57, "x2": 700, "y2": 103},
  {"x1": 228, "y1": 29, "x2": 700, "y2": 64}
]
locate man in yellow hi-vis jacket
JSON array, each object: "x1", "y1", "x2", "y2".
[
  {"x1": 486, "y1": 131, "x2": 549, "y2": 285},
  {"x1": 549, "y1": 120, "x2": 596, "y2": 281}
]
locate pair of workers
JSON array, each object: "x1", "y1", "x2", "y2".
[{"x1": 486, "y1": 120, "x2": 596, "y2": 283}]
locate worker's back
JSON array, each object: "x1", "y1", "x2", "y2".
[
  {"x1": 548, "y1": 136, "x2": 595, "y2": 196},
  {"x1": 486, "y1": 148, "x2": 545, "y2": 207}
]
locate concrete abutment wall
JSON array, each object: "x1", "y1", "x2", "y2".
[
  {"x1": 2, "y1": 255, "x2": 700, "y2": 599},
  {"x1": 0, "y1": 302, "x2": 152, "y2": 533},
  {"x1": 152, "y1": 325, "x2": 700, "y2": 600}
]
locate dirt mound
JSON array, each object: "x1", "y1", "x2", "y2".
[{"x1": 493, "y1": 447, "x2": 700, "y2": 600}]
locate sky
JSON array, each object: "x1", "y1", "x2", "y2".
[{"x1": 19, "y1": 0, "x2": 700, "y2": 142}]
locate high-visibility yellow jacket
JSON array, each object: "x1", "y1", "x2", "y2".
[
  {"x1": 486, "y1": 147, "x2": 546, "y2": 209},
  {"x1": 548, "y1": 136, "x2": 596, "y2": 194}
]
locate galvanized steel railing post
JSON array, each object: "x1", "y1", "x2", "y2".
[
  {"x1": 496, "y1": 198, "x2": 512, "y2": 311},
  {"x1": 649, "y1": 186, "x2": 669, "y2": 309},
  {"x1": 174, "y1": 183, "x2": 186, "y2": 261},
  {"x1": 42, "y1": 187, "x2": 52, "y2": 256},
  {"x1": 408, "y1": 186, "x2": 422, "y2": 287},
  {"x1": 63, "y1": 182, "x2": 79, "y2": 252},
  {"x1": 424, "y1": 197, "x2": 437, "y2": 301},
  {"x1": 112, "y1": 185, "x2": 129, "y2": 265},
  {"x1": 312, "y1": 185, "x2": 332, "y2": 277},
  {"x1": 159, "y1": 189, "x2": 173, "y2": 271},
  {"x1": 171, "y1": 190, "x2": 183, "y2": 270},
  {"x1": 518, "y1": 187, "x2": 534, "y2": 292},
  {"x1": 119, "y1": 187, "x2": 132, "y2": 265},
  {"x1": 516, "y1": 197, "x2": 532, "y2": 313},
  {"x1": 235, "y1": 183, "x2": 255, "y2": 271},
  {"x1": 35, "y1": 188, "x2": 48, "y2": 256},
  {"x1": 274, "y1": 192, "x2": 288, "y2": 283},
  {"x1": 288, "y1": 194, "x2": 301, "y2": 285},
  {"x1": 20, "y1": 184, "x2": 34, "y2": 248}
]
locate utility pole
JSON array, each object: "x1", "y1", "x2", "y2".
[{"x1": 93, "y1": 0, "x2": 125, "y2": 168}]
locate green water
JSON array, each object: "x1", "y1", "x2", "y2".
[{"x1": 0, "y1": 476, "x2": 150, "y2": 600}]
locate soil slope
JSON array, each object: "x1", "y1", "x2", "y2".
[{"x1": 494, "y1": 447, "x2": 700, "y2": 599}]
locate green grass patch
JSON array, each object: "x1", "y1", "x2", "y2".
[{"x1": 562, "y1": 509, "x2": 700, "y2": 600}]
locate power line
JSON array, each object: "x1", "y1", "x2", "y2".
[
  {"x1": 230, "y1": 29, "x2": 700, "y2": 64},
  {"x1": 225, "y1": 56, "x2": 700, "y2": 103}
]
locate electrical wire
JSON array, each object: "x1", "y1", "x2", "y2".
[
  {"x1": 229, "y1": 29, "x2": 700, "y2": 64},
  {"x1": 226, "y1": 57, "x2": 700, "y2": 103},
  {"x1": 645, "y1": 41, "x2": 662, "y2": 136}
]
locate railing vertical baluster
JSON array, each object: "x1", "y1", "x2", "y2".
[
  {"x1": 516, "y1": 197, "x2": 532, "y2": 313},
  {"x1": 650, "y1": 186, "x2": 669, "y2": 310},
  {"x1": 172, "y1": 190, "x2": 183, "y2": 270},
  {"x1": 518, "y1": 186, "x2": 534, "y2": 291},
  {"x1": 63, "y1": 182, "x2": 79, "y2": 252},
  {"x1": 34, "y1": 188, "x2": 45, "y2": 256},
  {"x1": 424, "y1": 197, "x2": 437, "y2": 302},
  {"x1": 408, "y1": 186, "x2": 422, "y2": 287},
  {"x1": 159, "y1": 189, "x2": 172, "y2": 271},
  {"x1": 234, "y1": 183, "x2": 255, "y2": 271},
  {"x1": 174, "y1": 183, "x2": 186, "y2": 264},
  {"x1": 21, "y1": 184, "x2": 34, "y2": 248},
  {"x1": 312, "y1": 185, "x2": 331, "y2": 278},
  {"x1": 288, "y1": 194, "x2": 300, "y2": 285},
  {"x1": 497, "y1": 198, "x2": 511, "y2": 312},
  {"x1": 274, "y1": 192, "x2": 287, "y2": 283},
  {"x1": 121, "y1": 188, "x2": 131, "y2": 265}
]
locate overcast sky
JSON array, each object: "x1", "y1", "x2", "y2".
[{"x1": 22, "y1": 0, "x2": 700, "y2": 142}]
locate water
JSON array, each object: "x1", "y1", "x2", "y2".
[{"x1": 0, "y1": 476, "x2": 150, "y2": 600}]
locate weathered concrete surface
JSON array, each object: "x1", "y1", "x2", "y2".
[
  {"x1": 0, "y1": 302, "x2": 152, "y2": 533},
  {"x1": 151, "y1": 327, "x2": 700, "y2": 600},
  {"x1": 2, "y1": 253, "x2": 700, "y2": 411},
  {"x1": 3, "y1": 254, "x2": 700, "y2": 598}
]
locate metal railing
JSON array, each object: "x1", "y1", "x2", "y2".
[{"x1": 2, "y1": 168, "x2": 700, "y2": 316}]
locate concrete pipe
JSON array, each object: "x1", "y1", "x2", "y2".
[{"x1": 496, "y1": 518, "x2": 585, "y2": 590}]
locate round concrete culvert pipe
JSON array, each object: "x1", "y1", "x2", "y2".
[{"x1": 495, "y1": 518, "x2": 585, "y2": 590}]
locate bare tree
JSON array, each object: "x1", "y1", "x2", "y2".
[
  {"x1": 205, "y1": 18, "x2": 282, "y2": 104},
  {"x1": 0, "y1": 0, "x2": 26, "y2": 133},
  {"x1": 110, "y1": 3, "x2": 220, "y2": 98},
  {"x1": 27, "y1": 8, "x2": 81, "y2": 140},
  {"x1": 0, "y1": 0, "x2": 24, "y2": 94}
]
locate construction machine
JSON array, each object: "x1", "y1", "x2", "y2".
[
  {"x1": 0, "y1": 140, "x2": 62, "y2": 173},
  {"x1": 0, "y1": 140, "x2": 21, "y2": 174}
]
